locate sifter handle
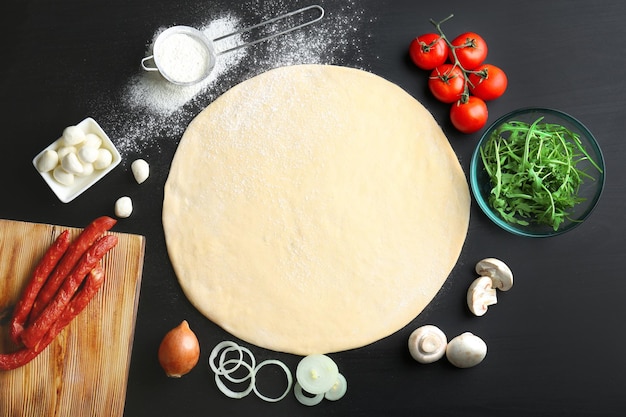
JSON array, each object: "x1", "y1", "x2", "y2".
[
  {"x1": 213, "y1": 4, "x2": 325, "y2": 56},
  {"x1": 140, "y1": 55, "x2": 159, "y2": 71}
]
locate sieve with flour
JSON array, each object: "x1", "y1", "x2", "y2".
[{"x1": 141, "y1": 5, "x2": 325, "y2": 86}]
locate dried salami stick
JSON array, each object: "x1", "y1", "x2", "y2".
[
  {"x1": 20, "y1": 234, "x2": 118, "y2": 350},
  {"x1": 9, "y1": 230, "x2": 71, "y2": 344},
  {"x1": 0, "y1": 265, "x2": 105, "y2": 371},
  {"x1": 30, "y1": 216, "x2": 116, "y2": 321}
]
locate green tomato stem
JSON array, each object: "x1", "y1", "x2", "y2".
[{"x1": 429, "y1": 14, "x2": 472, "y2": 101}]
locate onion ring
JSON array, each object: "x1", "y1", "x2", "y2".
[
  {"x1": 214, "y1": 358, "x2": 255, "y2": 399},
  {"x1": 219, "y1": 344, "x2": 256, "y2": 383},
  {"x1": 293, "y1": 382, "x2": 324, "y2": 406},
  {"x1": 252, "y1": 359, "x2": 293, "y2": 402},
  {"x1": 209, "y1": 341, "x2": 241, "y2": 375}
]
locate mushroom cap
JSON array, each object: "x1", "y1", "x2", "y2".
[
  {"x1": 408, "y1": 325, "x2": 447, "y2": 364},
  {"x1": 446, "y1": 332, "x2": 487, "y2": 368},
  {"x1": 475, "y1": 258, "x2": 513, "y2": 291},
  {"x1": 467, "y1": 276, "x2": 498, "y2": 316}
]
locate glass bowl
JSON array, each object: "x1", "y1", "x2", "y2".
[{"x1": 470, "y1": 107, "x2": 605, "y2": 237}]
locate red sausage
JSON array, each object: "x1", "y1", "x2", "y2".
[
  {"x1": 20, "y1": 234, "x2": 118, "y2": 350},
  {"x1": 9, "y1": 230, "x2": 71, "y2": 344},
  {"x1": 0, "y1": 265, "x2": 105, "y2": 371},
  {"x1": 29, "y1": 216, "x2": 116, "y2": 321}
]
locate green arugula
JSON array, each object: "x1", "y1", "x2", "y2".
[{"x1": 479, "y1": 117, "x2": 602, "y2": 231}]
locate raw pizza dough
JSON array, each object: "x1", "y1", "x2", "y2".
[{"x1": 163, "y1": 64, "x2": 470, "y2": 355}]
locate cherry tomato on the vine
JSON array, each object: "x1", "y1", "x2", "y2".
[
  {"x1": 428, "y1": 64, "x2": 466, "y2": 103},
  {"x1": 409, "y1": 33, "x2": 449, "y2": 70},
  {"x1": 468, "y1": 64, "x2": 508, "y2": 101},
  {"x1": 449, "y1": 32, "x2": 488, "y2": 70},
  {"x1": 450, "y1": 96, "x2": 488, "y2": 134}
]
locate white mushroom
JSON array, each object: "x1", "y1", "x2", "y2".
[
  {"x1": 475, "y1": 258, "x2": 513, "y2": 291},
  {"x1": 408, "y1": 325, "x2": 447, "y2": 364},
  {"x1": 445, "y1": 332, "x2": 487, "y2": 368},
  {"x1": 467, "y1": 276, "x2": 498, "y2": 316}
]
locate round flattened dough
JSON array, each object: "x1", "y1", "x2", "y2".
[{"x1": 163, "y1": 64, "x2": 470, "y2": 355}]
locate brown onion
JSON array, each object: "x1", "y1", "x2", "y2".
[{"x1": 158, "y1": 320, "x2": 200, "y2": 377}]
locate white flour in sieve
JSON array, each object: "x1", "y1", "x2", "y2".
[
  {"x1": 125, "y1": 15, "x2": 246, "y2": 118},
  {"x1": 96, "y1": 0, "x2": 370, "y2": 157},
  {"x1": 155, "y1": 33, "x2": 212, "y2": 84}
]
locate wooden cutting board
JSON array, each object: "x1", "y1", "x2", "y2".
[{"x1": 0, "y1": 218, "x2": 145, "y2": 416}]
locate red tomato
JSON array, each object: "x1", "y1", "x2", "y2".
[
  {"x1": 409, "y1": 33, "x2": 449, "y2": 70},
  {"x1": 449, "y1": 32, "x2": 488, "y2": 70},
  {"x1": 450, "y1": 96, "x2": 488, "y2": 134},
  {"x1": 468, "y1": 64, "x2": 508, "y2": 101},
  {"x1": 428, "y1": 64, "x2": 466, "y2": 103}
]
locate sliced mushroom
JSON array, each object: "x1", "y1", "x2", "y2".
[
  {"x1": 445, "y1": 332, "x2": 487, "y2": 368},
  {"x1": 475, "y1": 258, "x2": 513, "y2": 291},
  {"x1": 467, "y1": 276, "x2": 497, "y2": 316},
  {"x1": 408, "y1": 325, "x2": 447, "y2": 364}
]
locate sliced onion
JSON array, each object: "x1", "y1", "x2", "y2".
[
  {"x1": 295, "y1": 354, "x2": 339, "y2": 394},
  {"x1": 294, "y1": 382, "x2": 324, "y2": 406},
  {"x1": 324, "y1": 373, "x2": 347, "y2": 401},
  {"x1": 214, "y1": 358, "x2": 255, "y2": 399},
  {"x1": 252, "y1": 359, "x2": 293, "y2": 402},
  {"x1": 220, "y1": 345, "x2": 256, "y2": 383},
  {"x1": 209, "y1": 341, "x2": 241, "y2": 375},
  {"x1": 209, "y1": 341, "x2": 296, "y2": 403}
]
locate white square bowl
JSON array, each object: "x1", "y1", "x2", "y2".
[{"x1": 33, "y1": 118, "x2": 121, "y2": 203}]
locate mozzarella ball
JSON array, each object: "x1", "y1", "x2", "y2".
[
  {"x1": 115, "y1": 196, "x2": 133, "y2": 218},
  {"x1": 53, "y1": 166, "x2": 74, "y2": 185},
  {"x1": 37, "y1": 149, "x2": 59, "y2": 173},
  {"x1": 83, "y1": 133, "x2": 102, "y2": 148},
  {"x1": 131, "y1": 159, "x2": 150, "y2": 184},
  {"x1": 56, "y1": 146, "x2": 77, "y2": 161},
  {"x1": 93, "y1": 148, "x2": 113, "y2": 170},
  {"x1": 62, "y1": 125, "x2": 86, "y2": 146},
  {"x1": 77, "y1": 162, "x2": 94, "y2": 177},
  {"x1": 78, "y1": 145, "x2": 99, "y2": 164},
  {"x1": 61, "y1": 152, "x2": 84, "y2": 175}
]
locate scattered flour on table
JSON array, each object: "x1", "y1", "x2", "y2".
[{"x1": 95, "y1": 1, "x2": 371, "y2": 157}]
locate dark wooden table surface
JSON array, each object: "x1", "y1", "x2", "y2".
[{"x1": 1, "y1": 0, "x2": 624, "y2": 415}]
